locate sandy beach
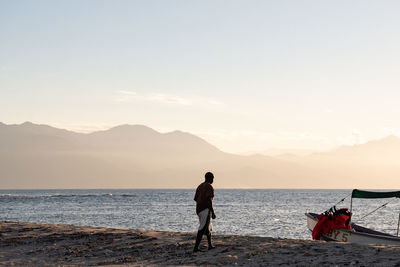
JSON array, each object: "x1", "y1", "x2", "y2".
[{"x1": 1, "y1": 221, "x2": 400, "y2": 266}]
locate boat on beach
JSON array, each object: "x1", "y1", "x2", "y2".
[{"x1": 305, "y1": 189, "x2": 400, "y2": 245}]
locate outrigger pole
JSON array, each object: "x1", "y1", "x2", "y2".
[{"x1": 350, "y1": 196, "x2": 353, "y2": 214}]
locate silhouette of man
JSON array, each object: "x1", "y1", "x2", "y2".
[{"x1": 193, "y1": 171, "x2": 216, "y2": 252}]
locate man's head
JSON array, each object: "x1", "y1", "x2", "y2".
[{"x1": 205, "y1": 172, "x2": 214, "y2": 184}]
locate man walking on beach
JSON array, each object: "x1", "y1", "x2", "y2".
[{"x1": 193, "y1": 172, "x2": 216, "y2": 252}]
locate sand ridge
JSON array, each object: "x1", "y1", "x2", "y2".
[{"x1": 1, "y1": 221, "x2": 400, "y2": 266}]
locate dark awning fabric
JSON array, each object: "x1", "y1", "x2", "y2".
[{"x1": 352, "y1": 189, "x2": 400, "y2": 199}]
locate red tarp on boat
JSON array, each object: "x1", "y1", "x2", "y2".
[{"x1": 312, "y1": 209, "x2": 351, "y2": 240}]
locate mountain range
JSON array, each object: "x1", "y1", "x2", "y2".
[{"x1": 1, "y1": 122, "x2": 400, "y2": 189}]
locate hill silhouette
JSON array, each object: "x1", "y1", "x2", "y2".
[{"x1": 1, "y1": 122, "x2": 400, "y2": 189}]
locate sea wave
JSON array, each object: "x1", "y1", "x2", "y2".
[{"x1": 0, "y1": 193, "x2": 138, "y2": 199}]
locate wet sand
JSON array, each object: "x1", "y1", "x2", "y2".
[{"x1": 1, "y1": 221, "x2": 400, "y2": 266}]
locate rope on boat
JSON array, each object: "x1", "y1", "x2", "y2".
[
  {"x1": 354, "y1": 199, "x2": 395, "y2": 223},
  {"x1": 333, "y1": 192, "x2": 352, "y2": 207},
  {"x1": 323, "y1": 192, "x2": 352, "y2": 214}
]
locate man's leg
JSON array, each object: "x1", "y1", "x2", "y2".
[
  {"x1": 193, "y1": 211, "x2": 211, "y2": 252},
  {"x1": 205, "y1": 210, "x2": 215, "y2": 249},
  {"x1": 203, "y1": 219, "x2": 214, "y2": 249},
  {"x1": 206, "y1": 232, "x2": 215, "y2": 250},
  {"x1": 193, "y1": 229, "x2": 205, "y2": 252}
]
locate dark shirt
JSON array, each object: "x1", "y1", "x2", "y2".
[{"x1": 194, "y1": 182, "x2": 214, "y2": 214}]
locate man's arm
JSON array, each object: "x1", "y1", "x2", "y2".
[
  {"x1": 208, "y1": 192, "x2": 216, "y2": 219},
  {"x1": 210, "y1": 203, "x2": 216, "y2": 219},
  {"x1": 209, "y1": 186, "x2": 216, "y2": 219}
]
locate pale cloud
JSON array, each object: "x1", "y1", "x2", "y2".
[
  {"x1": 352, "y1": 130, "x2": 362, "y2": 145},
  {"x1": 336, "y1": 130, "x2": 364, "y2": 146},
  {"x1": 194, "y1": 129, "x2": 334, "y2": 153},
  {"x1": 205, "y1": 99, "x2": 225, "y2": 106},
  {"x1": 195, "y1": 129, "x2": 331, "y2": 144},
  {"x1": 150, "y1": 93, "x2": 191, "y2": 105},
  {"x1": 194, "y1": 129, "x2": 275, "y2": 142},
  {"x1": 278, "y1": 131, "x2": 329, "y2": 141},
  {"x1": 381, "y1": 126, "x2": 400, "y2": 137},
  {"x1": 116, "y1": 90, "x2": 224, "y2": 107},
  {"x1": 117, "y1": 90, "x2": 191, "y2": 106}
]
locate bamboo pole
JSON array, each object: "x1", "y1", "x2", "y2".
[{"x1": 350, "y1": 197, "x2": 353, "y2": 214}]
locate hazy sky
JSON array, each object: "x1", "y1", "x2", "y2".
[{"x1": 1, "y1": 0, "x2": 400, "y2": 153}]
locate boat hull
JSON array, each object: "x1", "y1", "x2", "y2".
[{"x1": 306, "y1": 213, "x2": 400, "y2": 245}]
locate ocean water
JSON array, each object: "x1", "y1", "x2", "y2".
[{"x1": 1, "y1": 189, "x2": 400, "y2": 240}]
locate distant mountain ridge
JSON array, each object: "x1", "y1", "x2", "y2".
[
  {"x1": 300, "y1": 135, "x2": 400, "y2": 165},
  {"x1": 0, "y1": 122, "x2": 221, "y2": 155},
  {"x1": 1, "y1": 122, "x2": 400, "y2": 189},
  {"x1": 0, "y1": 122, "x2": 235, "y2": 189}
]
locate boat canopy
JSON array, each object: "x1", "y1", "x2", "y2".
[{"x1": 352, "y1": 189, "x2": 400, "y2": 199}]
